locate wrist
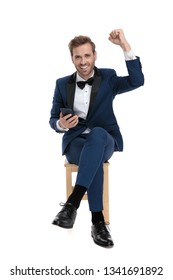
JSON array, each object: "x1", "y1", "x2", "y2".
[
  {"x1": 56, "y1": 120, "x2": 69, "y2": 131},
  {"x1": 59, "y1": 120, "x2": 67, "y2": 129},
  {"x1": 121, "y1": 42, "x2": 131, "y2": 52}
]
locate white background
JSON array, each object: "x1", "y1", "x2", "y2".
[{"x1": 0, "y1": 0, "x2": 173, "y2": 279}]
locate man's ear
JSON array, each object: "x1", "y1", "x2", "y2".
[
  {"x1": 71, "y1": 55, "x2": 74, "y2": 64},
  {"x1": 94, "y1": 51, "x2": 97, "y2": 61}
]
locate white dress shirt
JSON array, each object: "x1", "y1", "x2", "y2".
[{"x1": 57, "y1": 50, "x2": 136, "y2": 131}]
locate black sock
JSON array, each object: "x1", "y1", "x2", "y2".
[
  {"x1": 91, "y1": 211, "x2": 104, "y2": 225},
  {"x1": 66, "y1": 184, "x2": 87, "y2": 209}
]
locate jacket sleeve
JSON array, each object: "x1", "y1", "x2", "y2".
[
  {"x1": 110, "y1": 57, "x2": 144, "y2": 97},
  {"x1": 49, "y1": 80, "x2": 65, "y2": 133}
]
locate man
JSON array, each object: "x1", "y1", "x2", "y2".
[{"x1": 49, "y1": 29, "x2": 144, "y2": 248}]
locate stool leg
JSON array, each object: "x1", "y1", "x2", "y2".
[
  {"x1": 66, "y1": 166, "x2": 73, "y2": 199},
  {"x1": 103, "y1": 164, "x2": 109, "y2": 224}
]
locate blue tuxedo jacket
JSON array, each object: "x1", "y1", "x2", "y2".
[{"x1": 49, "y1": 58, "x2": 144, "y2": 155}]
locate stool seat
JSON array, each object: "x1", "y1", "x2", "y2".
[{"x1": 64, "y1": 161, "x2": 110, "y2": 224}]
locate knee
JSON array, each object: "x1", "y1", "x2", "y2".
[
  {"x1": 89, "y1": 127, "x2": 108, "y2": 142},
  {"x1": 91, "y1": 127, "x2": 107, "y2": 136}
]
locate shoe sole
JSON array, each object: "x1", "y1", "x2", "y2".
[
  {"x1": 91, "y1": 234, "x2": 114, "y2": 248},
  {"x1": 52, "y1": 221, "x2": 73, "y2": 229}
]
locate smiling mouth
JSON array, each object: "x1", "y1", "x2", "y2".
[{"x1": 79, "y1": 65, "x2": 88, "y2": 71}]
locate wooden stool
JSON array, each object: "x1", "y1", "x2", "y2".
[{"x1": 64, "y1": 161, "x2": 110, "y2": 224}]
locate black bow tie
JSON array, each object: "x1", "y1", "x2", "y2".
[{"x1": 77, "y1": 77, "x2": 94, "y2": 89}]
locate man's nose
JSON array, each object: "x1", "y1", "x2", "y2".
[{"x1": 80, "y1": 57, "x2": 86, "y2": 64}]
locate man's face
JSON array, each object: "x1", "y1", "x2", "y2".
[{"x1": 71, "y1": 43, "x2": 97, "y2": 80}]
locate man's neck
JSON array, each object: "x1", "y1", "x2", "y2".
[{"x1": 77, "y1": 70, "x2": 94, "y2": 81}]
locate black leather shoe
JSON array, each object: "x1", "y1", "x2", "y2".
[
  {"x1": 91, "y1": 221, "x2": 114, "y2": 247},
  {"x1": 52, "y1": 203, "x2": 77, "y2": 229}
]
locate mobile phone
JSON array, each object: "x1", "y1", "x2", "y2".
[{"x1": 60, "y1": 108, "x2": 74, "y2": 116}]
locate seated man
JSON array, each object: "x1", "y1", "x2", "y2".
[{"x1": 49, "y1": 28, "x2": 144, "y2": 248}]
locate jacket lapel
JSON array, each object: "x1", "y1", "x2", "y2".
[
  {"x1": 66, "y1": 73, "x2": 76, "y2": 109},
  {"x1": 87, "y1": 67, "x2": 102, "y2": 117}
]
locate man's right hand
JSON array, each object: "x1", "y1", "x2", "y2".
[{"x1": 59, "y1": 112, "x2": 79, "y2": 129}]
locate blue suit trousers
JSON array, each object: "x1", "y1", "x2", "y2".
[{"x1": 65, "y1": 127, "x2": 115, "y2": 212}]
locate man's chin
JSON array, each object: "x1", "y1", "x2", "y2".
[{"x1": 78, "y1": 69, "x2": 92, "y2": 79}]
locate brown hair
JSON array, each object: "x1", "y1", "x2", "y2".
[{"x1": 68, "y1": 35, "x2": 96, "y2": 56}]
